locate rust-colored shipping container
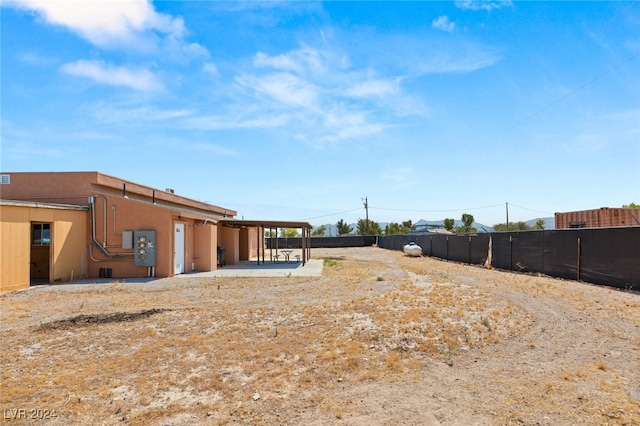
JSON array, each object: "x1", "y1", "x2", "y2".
[{"x1": 555, "y1": 207, "x2": 640, "y2": 229}]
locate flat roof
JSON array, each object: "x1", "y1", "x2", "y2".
[
  {"x1": 0, "y1": 199, "x2": 89, "y2": 211},
  {"x1": 220, "y1": 219, "x2": 312, "y2": 229}
]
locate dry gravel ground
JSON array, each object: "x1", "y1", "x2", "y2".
[{"x1": 1, "y1": 246, "x2": 639, "y2": 425}]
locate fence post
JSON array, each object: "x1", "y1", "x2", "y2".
[
  {"x1": 509, "y1": 235, "x2": 513, "y2": 271},
  {"x1": 577, "y1": 237, "x2": 581, "y2": 281},
  {"x1": 446, "y1": 236, "x2": 449, "y2": 261}
]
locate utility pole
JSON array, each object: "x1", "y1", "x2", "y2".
[
  {"x1": 506, "y1": 202, "x2": 509, "y2": 230},
  {"x1": 363, "y1": 197, "x2": 369, "y2": 234}
]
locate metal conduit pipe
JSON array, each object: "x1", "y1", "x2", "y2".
[
  {"x1": 88, "y1": 243, "x2": 130, "y2": 262},
  {"x1": 93, "y1": 194, "x2": 108, "y2": 247},
  {"x1": 89, "y1": 196, "x2": 133, "y2": 259}
]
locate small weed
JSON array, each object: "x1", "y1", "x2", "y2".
[
  {"x1": 324, "y1": 258, "x2": 338, "y2": 267},
  {"x1": 481, "y1": 316, "x2": 492, "y2": 331}
]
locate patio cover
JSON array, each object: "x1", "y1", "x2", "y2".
[{"x1": 219, "y1": 219, "x2": 312, "y2": 265}]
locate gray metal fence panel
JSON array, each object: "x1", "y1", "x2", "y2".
[
  {"x1": 470, "y1": 233, "x2": 491, "y2": 265},
  {"x1": 578, "y1": 228, "x2": 639, "y2": 289},
  {"x1": 268, "y1": 236, "x2": 377, "y2": 249},
  {"x1": 541, "y1": 230, "x2": 580, "y2": 281},
  {"x1": 491, "y1": 233, "x2": 513, "y2": 271},
  {"x1": 378, "y1": 227, "x2": 640, "y2": 290},
  {"x1": 512, "y1": 231, "x2": 546, "y2": 274}
]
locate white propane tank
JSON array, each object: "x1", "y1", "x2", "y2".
[{"x1": 403, "y1": 242, "x2": 422, "y2": 257}]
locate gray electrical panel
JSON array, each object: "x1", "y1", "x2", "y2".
[
  {"x1": 133, "y1": 230, "x2": 157, "y2": 267},
  {"x1": 122, "y1": 230, "x2": 133, "y2": 249}
]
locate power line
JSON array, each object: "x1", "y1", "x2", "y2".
[
  {"x1": 301, "y1": 207, "x2": 362, "y2": 221},
  {"x1": 481, "y1": 51, "x2": 640, "y2": 147},
  {"x1": 370, "y1": 203, "x2": 505, "y2": 213},
  {"x1": 507, "y1": 203, "x2": 554, "y2": 216},
  {"x1": 473, "y1": 2, "x2": 640, "y2": 150},
  {"x1": 300, "y1": 202, "x2": 553, "y2": 222}
]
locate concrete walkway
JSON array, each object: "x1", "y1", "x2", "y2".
[{"x1": 175, "y1": 259, "x2": 324, "y2": 278}]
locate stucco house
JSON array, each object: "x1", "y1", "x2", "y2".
[{"x1": 0, "y1": 171, "x2": 265, "y2": 292}]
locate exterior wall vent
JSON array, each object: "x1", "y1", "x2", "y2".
[{"x1": 1, "y1": 175, "x2": 10, "y2": 184}]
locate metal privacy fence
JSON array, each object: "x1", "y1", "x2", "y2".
[
  {"x1": 267, "y1": 236, "x2": 377, "y2": 249},
  {"x1": 377, "y1": 227, "x2": 640, "y2": 291}
]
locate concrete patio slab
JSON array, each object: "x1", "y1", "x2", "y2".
[{"x1": 176, "y1": 259, "x2": 324, "y2": 278}]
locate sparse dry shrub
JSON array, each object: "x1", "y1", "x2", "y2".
[{"x1": 384, "y1": 351, "x2": 402, "y2": 369}]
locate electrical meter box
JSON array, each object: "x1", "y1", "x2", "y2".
[
  {"x1": 122, "y1": 230, "x2": 133, "y2": 249},
  {"x1": 133, "y1": 230, "x2": 157, "y2": 267}
]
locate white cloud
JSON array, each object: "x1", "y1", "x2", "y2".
[
  {"x1": 7, "y1": 0, "x2": 207, "y2": 58},
  {"x1": 182, "y1": 112, "x2": 291, "y2": 131},
  {"x1": 455, "y1": 1, "x2": 512, "y2": 12},
  {"x1": 91, "y1": 103, "x2": 194, "y2": 124},
  {"x1": 432, "y1": 16, "x2": 456, "y2": 32},
  {"x1": 202, "y1": 63, "x2": 219, "y2": 77},
  {"x1": 18, "y1": 51, "x2": 57, "y2": 66},
  {"x1": 11, "y1": 0, "x2": 182, "y2": 44},
  {"x1": 414, "y1": 45, "x2": 501, "y2": 74},
  {"x1": 253, "y1": 48, "x2": 324, "y2": 74},
  {"x1": 346, "y1": 78, "x2": 400, "y2": 98},
  {"x1": 217, "y1": 41, "x2": 426, "y2": 143},
  {"x1": 319, "y1": 110, "x2": 388, "y2": 143},
  {"x1": 61, "y1": 60, "x2": 163, "y2": 92},
  {"x1": 191, "y1": 143, "x2": 239, "y2": 156},
  {"x1": 236, "y1": 72, "x2": 319, "y2": 108}
]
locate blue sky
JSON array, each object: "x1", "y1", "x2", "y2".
[{"x1": 2, "y1": 1, "x2": 639, "y2": 227}]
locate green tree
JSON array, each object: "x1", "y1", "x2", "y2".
[
  {"x1": 312, "y1": 225, "x2": 326, "y2": 237},
  {"x1": 384, "y1": 222, "x2": 403, "y2": 235},
  {"x1": 384, "y1": 220, "x2": 415, "y2": 235},
  {"x1": 357, "y1": 218, "x2": 382, "y2": 235},
  {"x1": 623, "y1": 202, "x2": 640, "y2": 208},
  {"x1": 443, "y1": 218, "x2": 455, "y2": 231},
  {"x1": 370, "y1": 221, "x2": 383, "y2": 235},
  {"x1": 493, "y1": 221, "x2": 533, "y2": 231},
  {"x1": 534, "y1": 219, "x2": 545, "y2": 230},
  {"x1": 280, "y1": 228, "x2": 299, "y2": 238},
  {"x1": 402, "y1": 220, "x2": 416, "y2": 232},
  {"x1": 455, "y1": 213, "x2": 477, "y2": 233},
  {"x1": 336, "y1": 219, "x2": 353, "y2": 235}
]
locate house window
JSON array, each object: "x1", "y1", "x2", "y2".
[
  {"x1": 0, "y1": 175, "x2": 9, "y2": 184},
  {"x1": 32, "y1": 223, "x2": 51, "y2": 245}
]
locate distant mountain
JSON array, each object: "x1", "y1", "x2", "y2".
[
  {"x1": 315, "y1": 223, "x2": 358, "y2": 237},
  {"x1": 312, "y1": 217, "x2": 555, "y2": 236},
  {"x1": 414, "y1": 219, "x2": 493, "y2": 233}
]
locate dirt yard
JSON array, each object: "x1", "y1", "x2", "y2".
[{"x1": 1, "y1": 247, "x2": 639, "y2": 425}]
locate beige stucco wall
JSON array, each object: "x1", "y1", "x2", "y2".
[
  {"x1": 88, "y1": 195, "x2": 227, "y2": 278},
  {"x1": 0, "y1": 205, "x2": 31, "y2": 292},
  {"x1": 1, "y1": 172, "x2": 98, "y2": 205},
  {"x1": 0, "y1": 204, "x2": 88, "y2": 293},
  {"x1": 193, "y1": 223, "x2": 217, "y2": 271},
  {"x1": 1, "y1": 172, "x2": 243, "y2": 280},
  {"x1": 220, "y1": 226, "x2": 239, "y2": 265},
  {"x1": 88, "y1": 194, "x2": 175, "y2": 278},
  {"x1": 238, "y1": 227, "x2": 261, "y2": 260}
]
